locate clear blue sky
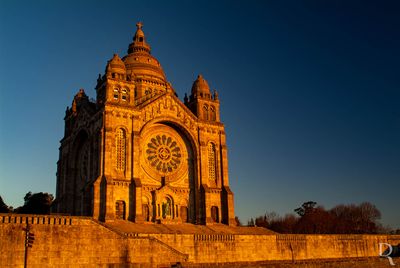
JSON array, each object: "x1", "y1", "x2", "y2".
[{"x1": 0, "y1": 0, "x2": 399, "y2": 228}]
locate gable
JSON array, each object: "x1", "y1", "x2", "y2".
[{"x1": 138, "y1": 92, "x2": 198, "y2": 132}]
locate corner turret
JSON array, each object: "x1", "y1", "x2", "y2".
[{"x1": 186, "y1": 74, "x2": 220, "y2": 122}]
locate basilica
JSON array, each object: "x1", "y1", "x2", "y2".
[
  {"x1": 3, "y1": 22, "x2": 397, "y2": 268},
  {"x1": 54, "y1": 23, "x2": 235, "y2": 225}
]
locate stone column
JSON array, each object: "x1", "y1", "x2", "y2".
[
  {"x1": 131, "y1": 178, "x2": 143, "y2": 223},
  {"x1": 104, "y1": 178, "x2": 115, "y2": 221},
  {"x1": 92, "y1": 177, "x2": 101, "y2": 220}
]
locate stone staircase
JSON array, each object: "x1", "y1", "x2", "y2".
[{"x1": 92, "y1": 219, "x2": 189, "y2": 262}]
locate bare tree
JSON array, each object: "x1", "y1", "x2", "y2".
[{"x1": 251, "y1": 201, "x2": 385, "y2": 234}]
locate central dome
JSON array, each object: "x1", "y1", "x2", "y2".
[{"x1": 123, "y1": 22, "x2": 167, "y2": 84}]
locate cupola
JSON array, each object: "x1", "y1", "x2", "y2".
[
  {"x1": 106, "y1": 54, "x2": 126, "y2": 79},
  {"x1": 123, "y1": 22, "x2": 167, "y2": 83},
  {"x1": 191, "y1": 75, "x2": 211, "y2": 98}
]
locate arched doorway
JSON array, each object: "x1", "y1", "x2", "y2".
[
  {"x1": 143, "y1": 204, "x2": 150, "y2": 221},
  {"x1": 115, "y1": 200, "x2": 126, "y2": 220},
  {"x1": 211, "y1": 206, "x2": 219, "y2": 223},
  {"x1": 162, "y1": 197, "x2": 173, "y2": 219},
  {"x1": 180, "y1": 206, "x2": 188, "y2": 222}
]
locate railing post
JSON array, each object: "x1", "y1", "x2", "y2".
[
  {"x1": 23, "y1": 223, "x2": 35, "y2": 268},
  {"x1": 23, "y1": 223, "x2": 29, "y2": 268}
]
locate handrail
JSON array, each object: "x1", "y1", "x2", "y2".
[
  {"x1": 147, "y1": 236, "x2": 189, "y2": 261},
  {"x1": 89, "y1": 219, "x2": 128, "y2": 237},
  {"x1": 89, "y1": 218, "x2": 188, "y2": 261}
]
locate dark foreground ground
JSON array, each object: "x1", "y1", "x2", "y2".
[{"x1": 174, "y1": 257, "x2": 399, "y2": 268}]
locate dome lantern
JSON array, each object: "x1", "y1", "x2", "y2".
[
  {"x1": 123, "y1": 22, "x2": 167, "y2": 83},
  {"x1": 128, "y1": 22, "x2": 151, "y2": 54}
]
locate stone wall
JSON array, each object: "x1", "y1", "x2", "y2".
[
  {"x1": 149, "y1": 233, "x2": 400, "y2": 263},
  {"x1": 182, "y1": 258, "x2": 398, "y2": 268},
  {"x1": 0, "y1": 214, "x2": 186, "y2": 267},
  {"x1": 1, "y1": 214, "x2": 399, "y2": 267}
]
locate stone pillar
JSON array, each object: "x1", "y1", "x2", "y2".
[
  {"x1": 131, "y1": 178, "x2": 144, "y2": 222},
  {"x1": 202, "y1": 185, "x2": 213, "y2": 225},
  {"x1": 222, "y1": 186, "x2": 236, "y2": 226},
  {"x1": 220, "y1": 141, "x2": 236, "y2": 225},
  {"x1": 131, "y1": 127, "x2": 143, "y2": 222},
  {"x1": 104, "y1": 178, "x2": 115, "y2": 221},
  {"x1": 92, "y1": 177, "x2": 101, "y2": 220}
]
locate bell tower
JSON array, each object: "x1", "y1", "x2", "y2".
[
  {"x1": 184, "y1": 74, "x2": 235, "y2": 225},
  {"x1": 95, "y1": 54, "x2": 135, "y2": 108},
  {"x1": 185, "y1": 74, "x2": 220, "y2": 123}
]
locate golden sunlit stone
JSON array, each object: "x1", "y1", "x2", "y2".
[
  {"x1": 1, "y1": 22, "x2": 399, "y2": 268},
  {"x1": 54, "y1": 22, "x2": 235, "y2": 226}
]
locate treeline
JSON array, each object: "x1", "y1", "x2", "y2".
[
  {"x1": 247, "y1": 201, "x2": 399, "y2": 234},
  {"x1": 0, "y1": 192, "x2": 53, "y2": 214}
]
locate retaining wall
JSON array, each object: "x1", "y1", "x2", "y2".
[{"x1": 1, "y1": 214, "x2": 399, "y2": 267}]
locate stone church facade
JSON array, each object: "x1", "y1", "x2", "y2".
[{"x1": 54, "y1": 23, "x2": 235, "y2": 225}]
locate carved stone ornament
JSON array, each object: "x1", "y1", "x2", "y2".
[
  {"x1": 141, "y1": 125, "x2": 189, "y2": 184},
  {"x1": 146, "y1": 134, "x2": 182, "y2": 174}
]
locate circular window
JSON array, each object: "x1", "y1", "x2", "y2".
[{"x1": 146, "y1": 134, "x2": 182, "y2": 174}]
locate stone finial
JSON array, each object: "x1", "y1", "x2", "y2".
[
  {"x1": 136, "y1": 22, "x2": 143, "y2": 30},
  {"x1": 71, "y1": 100, "x2": 77, "y2": 113},
  {"x1": 214, "y1": 90, "x2": 219, "y2": 100}
]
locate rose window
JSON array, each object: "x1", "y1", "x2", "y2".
[{"x1": 146, "y1": 134, "x2": 182, "y2": 173}]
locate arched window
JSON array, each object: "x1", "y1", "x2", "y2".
[
  {"x1": 203, "y1": 104, "x2": 209, "y2": 120},
  {"x1": 208, "y1": 142, "x2": 217, "y2": 184},
  {"x1": 79, "y1": 142, "x2": 90, "y2": 182},
  {"x1": 121, "y1": 88, "x2": 129, "y2": 102},
  {"x1": 116, "y1": 129, "x2": 126, "y2": 171},
  {"x1": 113, "y1": 88, "x2": 119, "y2": 100},
  {"x1": 210, "y1": 106, "x2": 216, "y2": 121}
]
